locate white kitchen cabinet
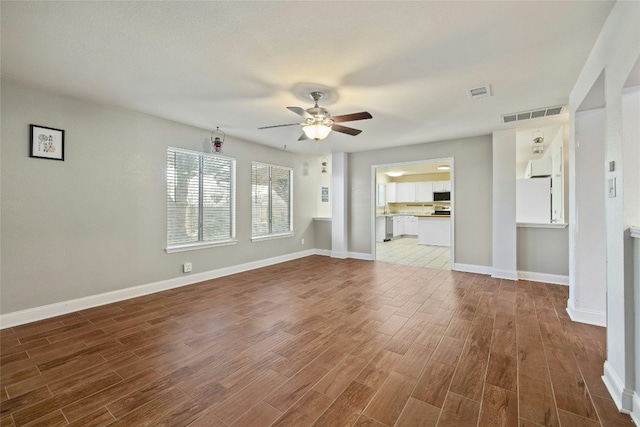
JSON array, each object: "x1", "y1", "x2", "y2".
[
  {"x1": 416, "y1": 182, "x2": 433, "y2": 202},
  {"x1": 432, "y1": 180, "x2": 451, "y2": 192},
  {"x1": 397, "y1": 182, "x2": 417, "y2": 202},
  {"x1": 404, "y1": 216, "x2": 419, "y2": 236},
  {"x1": 386, "y1": 182, "x2": 397, "y2": 203},
  {"x1": 393, "y1": 216, "x2": 403, "y2": 237},
  {"x1": 525, "y1": 158, "x2": 552, "y2": 178},
  {"x1": 418, "y1": 217, "x2": 451, "y2": 246}
]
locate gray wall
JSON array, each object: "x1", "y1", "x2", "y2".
[
  {"x1": 1, "y1": 82, "x2": 319, "y2": 313},
  {"x1": 348, "y1": 136, "x2": 493, "y2": 267},
  {"x1": 314, "y1": 219, "x2": 332, "y2": 251},
  {"x1": 517, "y1": 227, "x2": 569, "y2": 276}
]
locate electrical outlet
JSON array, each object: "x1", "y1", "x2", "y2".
[
  {"x1": 183, "y1": 262, "x2": 192, "y2": 273},
  {"x1": 301, "y1": 238, "x2": 305, "y2": 245}
]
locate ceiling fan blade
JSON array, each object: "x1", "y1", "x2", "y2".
[
  {"x1": 331, "y1": 112, "x2": 372, "y2": 123},
  {"x1": 258, "y1": 123, "x2": 301, "y2": 130},
  {"x1": 287, "y1": 106, "x2": 312, "y2": 119},
  {"x1": 332, "y1": 124, "x2": 362, "y2": 136},
  {"x1": 298, "y1": 133, "x2": 309, "y2": 141}
]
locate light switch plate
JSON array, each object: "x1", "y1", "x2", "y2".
[{"x1": 608, "y1": 178, "x2": 616, "y2": 198}]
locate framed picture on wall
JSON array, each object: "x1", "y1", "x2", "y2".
[{"x1": 30, "y1": 124, "x2": 65, "y2": 161}]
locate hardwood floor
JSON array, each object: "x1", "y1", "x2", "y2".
[{"x1": 0, "y1": 256, "x2": 633, "y2": 426}]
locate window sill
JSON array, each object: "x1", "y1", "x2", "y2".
[
  {"x1": 166, "y1": 239, "x2": 238, "y2": 253},
  {"x1": 517, "y1": 223, "x2": 568, "y2": 229},
  {"x1": 251, "y1": 232, "x2": 295, "y2": 243}
]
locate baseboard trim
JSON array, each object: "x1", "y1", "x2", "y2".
[
  {"x1": 0, "y1": 249, "x2": 317, "y2": 329},
  {"x1": 330, "y1": 251, "x2": 348, "y2": 259},
  {"x1": 348, "y1": 252, "x2": 374, "y2": 261},
  {"x1": 632, "y1": 392, "x2": 640, "y2": 425},
  {"x1": 452, "y1": 263, "x2": 492, "y2": 275},
  {"x1": 602, "y1": 361, "x2": 634, "y2": 413},
  {"x1": 314, "y1": 249, "x2": 332, "y2": 257},
  {"x1": 517, "y1": 271, "x2": 569, "y2": 285},
  {"x1": 491, "y1": 268, "x2": 519, "y2": 281},
  {"x1": 566, "y1": 303, "x2": 607, "y2": 327}
]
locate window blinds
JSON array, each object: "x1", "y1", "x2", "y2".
[
  {"x1": 167, "y1": 147, "x2": 235, "y2": 249},
  {"x1": 251, "y1": 162, "x2": 292, "y2": 238}
]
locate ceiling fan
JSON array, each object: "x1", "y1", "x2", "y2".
[{"x1": 259, "y1": 91, "x2": 372, "y2": 141}]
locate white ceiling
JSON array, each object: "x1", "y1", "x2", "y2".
[{"x1": 1, "y1": 1, "x2": 614, "y2": 155}]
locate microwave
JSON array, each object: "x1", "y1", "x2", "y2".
[{"x1": 433, "y1": 191, "x2": 450, "y2": 202}]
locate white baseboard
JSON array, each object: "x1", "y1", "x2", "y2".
[
  {"x1": 452, "y1": 263, "x2": 492, "y2": 275},
  {"x1": 314, "y1": 249, "x2": 332, "y2": 257},
  {"x1": 348, "y1": 252, "x2": 374, "y2": 261},
  {"x1": 330, "y1": 251, "x2": 348, "y2": 259},
  {"x1": 602, "y1": 361, "x2": 634, "y2": 413},
  {"x1": 566, "y1": 301, "x2": 607, "y2": 327},
  {"x1": 518, "y1": 271, "x2": 569, "y2": 285},
  {"x1": 0, "y1": 249, "x2": 317, "y2": 329},
  {"x1": 491, "y1": 268, "x2": 519, "y2": 280},
  {"x1": 632, "y1": 392, "x2": 640, "y2": 425}
]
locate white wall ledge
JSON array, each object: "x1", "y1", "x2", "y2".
[
  {"x1": 517, "y1": 222, "x2": 568, "y2": 229},
  {"x1": 631, "y1": 226, "x2": 640, "y2": 238}
]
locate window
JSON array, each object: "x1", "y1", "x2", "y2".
[
  {"x1": 251, "y1": 162, "x2": 293, "y2": 240},
  {"x1": 166, "y1": 147, "x2": 236, "y2": 252}
]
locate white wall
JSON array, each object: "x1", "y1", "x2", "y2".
[
  {"x1": 492, "y1": 130, "x2": 517, "y2": 280},
  {"x1": 347, "y1": 135, "x2": 493, "y2": 270},
  {"x1": 569, "y1": 108, "x2": 607, "y2": 326},
  {"x1": 569, "y1": 0, "x2": 640, "y2": 415},
  {"x1": 1, "y1": 81, "x2": 320, "y2": 317}
]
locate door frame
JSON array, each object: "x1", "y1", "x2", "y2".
[{"x1": 370, "y1": 157, "x2": 455, "y2": 269}]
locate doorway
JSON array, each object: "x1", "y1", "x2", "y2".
[{"x1": 372, "y1": 158, "x2": 454, "y2": 270}]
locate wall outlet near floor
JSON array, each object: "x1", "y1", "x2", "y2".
[
  {"x1": 301, "y1": 238, "x2": 305, "y2": 245},
  {"x1": 183, "y1": 262, "x2": 192, "y2": 273}
]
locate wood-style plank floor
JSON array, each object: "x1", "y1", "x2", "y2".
[{"x1": 0, "y1": 256, "x2": 633, "y2": 426}]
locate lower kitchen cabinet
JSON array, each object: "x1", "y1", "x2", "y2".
[{"x1": 417, "y1": 217, "x2": 451, "y2": 246}]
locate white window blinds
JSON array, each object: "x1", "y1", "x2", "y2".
[
  {"x1": 167, "y1": 147, "x2": 236, "y2": 250},
  {"x1": 251, "y1": 162, "x2": 292, "y2": 238}
]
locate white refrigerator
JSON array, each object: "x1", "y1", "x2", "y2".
[{"x1": 516, "y1": 177, "x2": 551, "y2": 223}]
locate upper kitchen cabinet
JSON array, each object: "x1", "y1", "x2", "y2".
[
  {"x1": 386, "y1": 182, "x2": 397, "y2": 203},
  {"x1": 432, "y1": 180, "x2": 451, "y2": 192},
  {"x1": 524, "y1": 158, "x2": 552, "y2": 178},
  {"x1": 416, "y1": 182, "x2": 433, "y2": 202},
  {"x1": 397, "y1": 182, "x2": 417, "y2": 202}
]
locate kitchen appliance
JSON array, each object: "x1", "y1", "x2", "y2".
[
  {"x1": 384, "y1": 216, "x2": 393, "y2": 241},
  {"x1": 433, "y1": 191, "x2": 451, "y2": 202},
  {"x1": 434, "y1": 206, "x2": 451, "y2": 216}
]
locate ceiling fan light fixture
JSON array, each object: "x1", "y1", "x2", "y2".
[{"x1": 303, "y1": 124, "x2": 332, "y2": 140}]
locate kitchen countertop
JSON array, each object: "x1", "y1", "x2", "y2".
[{"x1": 378, "y1": 214, "x2": 451, "y2": 218}]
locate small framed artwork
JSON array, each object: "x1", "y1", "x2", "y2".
[{"x1": 30, "y1": 124, "x2": 65, "y2": 161}]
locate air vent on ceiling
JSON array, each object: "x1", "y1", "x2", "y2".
[
  {"x1": 501, "y1": 105, "x2": 565, "y2": 124},
  {"x1": 468, "y1": 85, "x2": 492, "y2": 99}
]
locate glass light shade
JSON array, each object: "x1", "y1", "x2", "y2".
[
  {"x1": 437, "y1": 165, "x2": 450, "y2": 171},
  {"x1": 386, "y1": 171, "x2": 403, "y2": 177},
  {"x1": 532, "y1": 141, "x2": 544, "y2": 154},
  {"x1": 303, "y1": 124, "x2": 332, "y2": 140}
]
